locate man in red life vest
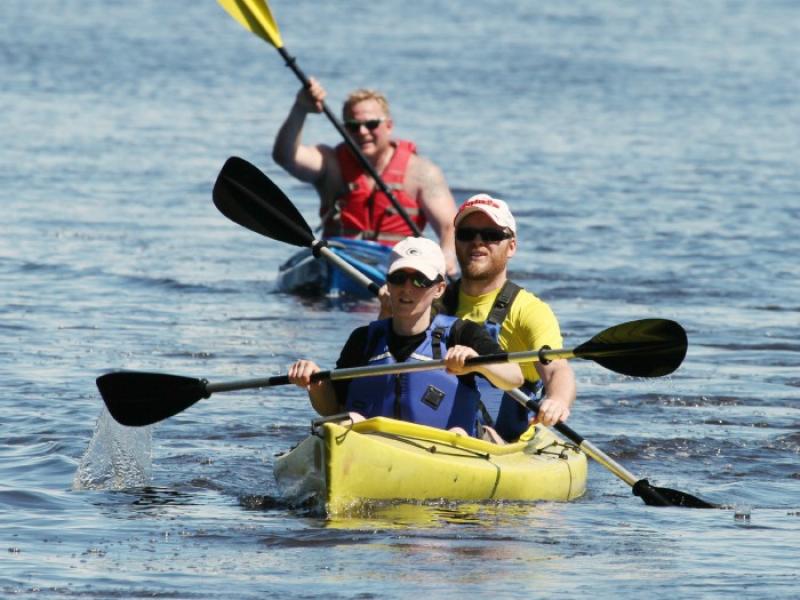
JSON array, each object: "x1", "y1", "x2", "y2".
[{"x1": 272, "y1": 78, "x2": 458, "y2": 275}]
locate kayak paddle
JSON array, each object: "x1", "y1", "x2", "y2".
[
  {"x1": 98, "y1": 318, "x2": 685, "y2": 427},
  {"x1": 213, "y1": 156, "x2": 382, "y2": 296},
  {"x1": 217, "y1": 0, "x2": 422, "y2": 236},
  {"x1": 507, "y1": 389, "x2": 717, "y2": 508}
]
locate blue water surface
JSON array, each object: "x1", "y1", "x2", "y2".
[{"x1": 1, "y1": 1, "x2": 798, "y2": 598}]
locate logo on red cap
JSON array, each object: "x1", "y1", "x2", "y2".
[{"x1": 459, "y1": 198, "x2": 501, "y2": 212}]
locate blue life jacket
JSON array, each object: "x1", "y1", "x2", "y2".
[
  {"x1": 344, "y1": 314, "x2": 481, "y2": 435},
  {"x1": 443, "y1": 280, "x2": 543, "y2": 441}
]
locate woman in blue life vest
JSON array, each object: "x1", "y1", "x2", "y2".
[{"x1": 287, "y1": 237, "x2": 523, "y2": 437}]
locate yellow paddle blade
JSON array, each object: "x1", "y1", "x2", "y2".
[{"x1": 218, "y1": 0, "x2": 283, "y2": 48}]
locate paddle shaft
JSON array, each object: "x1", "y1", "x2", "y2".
[
  {"x1": 275, "y1": 47, "x2": 422, "y2": 237},
  {"x1": 96, "y1": 339, "x2": 615, "y2": 427},
  {"x1": 505, "y1": 389, "x2": 714, "y2": 506},
  {"x1": 215, "y1": 167, "x2": 382, "y2": 294},
  {"x1": 206, "y1": 347, "x2": 554, "y2": 394},
  {"x1": 505, "y1": 389, "x2": 638, "y2": 485},
  {"x1": 314, "y1": 242, "x2": 382, "y2": 296}
]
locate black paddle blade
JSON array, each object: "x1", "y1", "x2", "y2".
[
  {"x1": 96, "y1": 372, "x2": 209, "y2": 427},
  {"x1": 212, "y1": 156, "x2": 314, "y2": 248},
  {"x1": 574, "y1": 318, "x2": 687, "y2": 377},
  {"x1": 633, "y1": 479, "x2": 718, "y2": 509}
]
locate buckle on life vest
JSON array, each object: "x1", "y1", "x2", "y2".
[{"x1": 421, "y1": 385, "x2": 446, "y2": 410}]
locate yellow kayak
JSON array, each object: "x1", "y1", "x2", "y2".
[{"x1": 274, "y1": 416, "x2": 587, "y2": 514}]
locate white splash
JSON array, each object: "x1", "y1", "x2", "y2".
[{"x1": 72, "y1": 407, "x2": 153, "y2": 490}]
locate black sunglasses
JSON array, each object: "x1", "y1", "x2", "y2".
[
  {"x1": 386, "y1": 270, "x2": 442, "y2": 289},
  {"x1": 455, "y1": 227, "x2": 513, "y2": 243},
  {"x1": 344, "y1": 118, "x2": 385, "y2": 133}
]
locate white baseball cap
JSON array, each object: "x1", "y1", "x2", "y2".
[
  {"x1": 454, "y1": 194, "x2": 516, "y2": 234},
  {"x1": 387, "y1": 237, "x2": 446, "y2": 280}
]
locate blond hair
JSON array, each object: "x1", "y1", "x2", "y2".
[{"x1": 342, "y1": 89, "x2": 391, "y2": 120}]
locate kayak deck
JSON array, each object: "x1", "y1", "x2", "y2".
[{"x1": 274, "y1": 416, "x2": 587, "y2": 514}]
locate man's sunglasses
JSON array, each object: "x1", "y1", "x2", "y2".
[
  {"x1": 386, "y1": 270, "x2": 442, "y2": 289},
  {"x1": 344, "y1": 118, "x2": 385, "y2": 133},
  {"x1": 455, "y1": 227, "x2": 513, "y2": 243}
]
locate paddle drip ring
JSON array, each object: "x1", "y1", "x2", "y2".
[{"x1": 310, "y1": 239, "x2": 329, "y2": 258}]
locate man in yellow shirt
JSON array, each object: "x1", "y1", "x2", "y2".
[{"x1": 441, "y1": 195, "x2": 576, "y2": 441}]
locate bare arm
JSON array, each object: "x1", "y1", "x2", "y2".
[
  {"x1": 411, "y1": 157, "x2": 458, "y2": 276},
  {"x1": 534, "y1": 359, "x2": 576, "y2": 425},
  {"x1": 272, "y1": 78, "x2": 329, "y2": 184},
  {"x1": 445, "y1": 345, "x2": 524, "y2": 390},
  {"x1": 287, "y1": 359, "x2": 342, "y2": 416}
]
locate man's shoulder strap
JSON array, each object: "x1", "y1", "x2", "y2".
[
  {"x1": 439, "y1": 279, "x2": 522, "y2": 325},
  {"x1": 486, "y1": 280, "x2": 523, "y2": 326}
]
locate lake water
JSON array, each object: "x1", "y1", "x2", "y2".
[{"x1": 2, "y1": 1, "x2": 798, "y2": 598}]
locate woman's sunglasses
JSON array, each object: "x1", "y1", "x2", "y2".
[
  {"x1": 344, "y1": 118, "x2": 385, "y2": 133},
  {"x1": 386, "y1": 270, "x2": 442, "y2": 289},
  {"x1": 455, "y1": 227, "x2": 513, "y2": 243}
]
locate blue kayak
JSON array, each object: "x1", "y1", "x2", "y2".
[{"x1": 275, "y1": 237, "x2": 391, "y2": 299}]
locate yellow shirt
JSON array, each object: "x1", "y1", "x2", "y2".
[{"x1": 455, "y1": 286, "x2": 563, "y2": 383}]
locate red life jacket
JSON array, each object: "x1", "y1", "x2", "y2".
[{"x1": 326, "y1": 140, "x2": 427, "y2": 246}]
